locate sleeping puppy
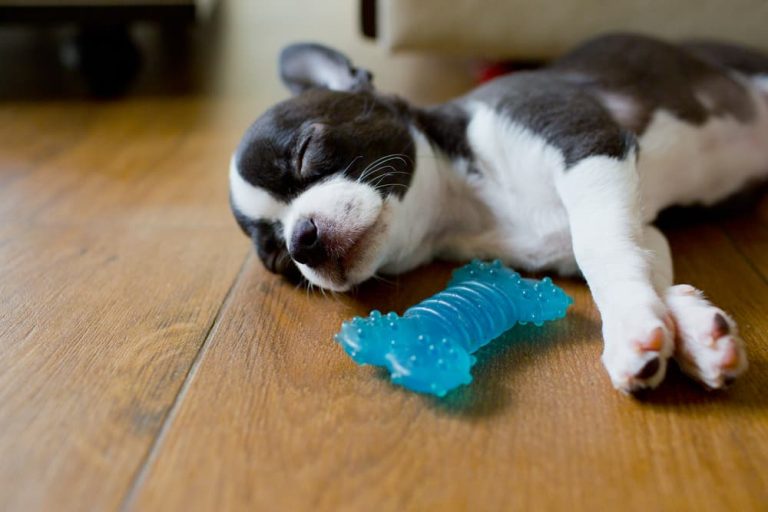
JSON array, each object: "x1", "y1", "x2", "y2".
[{"x1": 229, "y1": 33, "x2": 768, "y2": 394}]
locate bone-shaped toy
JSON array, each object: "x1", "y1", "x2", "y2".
[{"x1": 335, "y1": 260, "x2": 572, "y2": 396}]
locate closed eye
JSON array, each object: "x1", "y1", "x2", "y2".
[{"x1": 295, "y1": 134, "x2": 312, "y2": 177}]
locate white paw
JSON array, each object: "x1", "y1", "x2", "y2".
[
  {"x1": 666, "y1": 285, "x2": 748, "y2": 389},
  {"x1": 601, "y1": 297, "x2": 675, "y2": 395}
]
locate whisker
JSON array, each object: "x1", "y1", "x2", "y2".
[
  {"x1": 358, "y1": 161, "x2": 396, "y2": 183},
  {"x1": 373, "y1": 184, "x2": 410, "y2": 194},
  {"x1": 362, "y1": 165, "x2": 400, "y2": 181},
  {"x1": 363, "y1": 152, "x2": 410, "y2": 170},
  {"x1": 342, "y1": 155, "x2": 364, "y2": 176},
  {"x1": 367, "y1": 170, "x2": 412, "y2": 182},
  {"x1": 364, "y1": 156, "x2": 410, "y2": 174},
  {"x1": 328, "y1": 289, "x2": 344, "y2": 305},
  {"x1": 359, "y1": 166, "x2": 413, "y2": 187},
  {"x1": 368, "y1": 168, "x2": 412, "y2": 176},
  {"x1": 356, "y1": 153, "x2": 411, "y2": 182},
  {"x1": 368, "y1": 171, "x2": 409, "y2": 188},
  {"x1": 371, "y1": 273, "x2": 396, "y2": 285},
  {"x1": 374, "y1": 183, "x2": 410, "y2": 192}
]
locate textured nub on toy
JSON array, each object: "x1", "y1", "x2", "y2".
[{"x1": 335, "y1": 260, "x2": 572, "y2": 397}]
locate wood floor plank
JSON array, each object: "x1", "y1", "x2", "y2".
[
  {"x1": 718, "y1": 194, "x2": 768, "y2": 284},
  {"x1": 0, "y1": 103, "x2": 96, "y2": 189},
  {"x1": 0, "y1": 225, "x2": 247, "y2": 512},
  {"x1": 0, "y1": 98, "x2": 250, "y2": 511},
  {"x1": 0, "y1": 99, "x2": 255, "y2": 227},
  {"x1": 128, "y1": 223, "x2": 768, "y2": 512}
]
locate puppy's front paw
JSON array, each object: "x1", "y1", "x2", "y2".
[
  {"x1": 666, "y1": 285, "x2": 748, "y2": 389},
  {"x1": 601, "y1": 299, "x2": 675, "y2": 395}
]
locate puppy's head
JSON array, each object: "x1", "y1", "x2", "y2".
[{"x1": 230, "y1": 43, "x2": 417, "y2": 291}]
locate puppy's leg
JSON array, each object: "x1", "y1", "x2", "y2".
[
  {"x1": 642, "y1": 226, "x2": 673, "y2": 294},
  {"x1": 556, "y1": 155, "x2": 674, "y2": 394}
]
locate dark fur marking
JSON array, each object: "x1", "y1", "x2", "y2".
[
  {"x1": 552, "y1": 33, "x2": 756, "y2": 133},
  {"x1": 682, "y1": 40, "x2": 768, "y2": 77},
  {"x1": 413, "y1": 103, "x2": 473, "y2": 161},
  {"x1": 468, "y1": 72, "x2": 637, "y2": 167}
]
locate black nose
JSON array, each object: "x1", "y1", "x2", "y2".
[{"x1": 289, "y1": 218, "x2": 326, "y2": 267}]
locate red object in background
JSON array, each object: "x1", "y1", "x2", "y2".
[
  {"x1": 475, "y1": 60, "x2": 545, "y2": 84},
  {"x1": 477, "y1": 62, "x2": 516, "y2": 83}
]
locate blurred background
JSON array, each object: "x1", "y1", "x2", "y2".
[
  {"x1": 0, "y1": 0, "x2": 476, "y2": 103},
  {"x1": 2, "y1": 0, "x2": 766, "y2": 102}
]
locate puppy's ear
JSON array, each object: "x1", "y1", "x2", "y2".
[{"x1": 279, "y1": 43, "x2": 373, "y2": 95}]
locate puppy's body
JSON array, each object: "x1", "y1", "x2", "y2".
[
  {"x1": 230, "y1": 34, "x2": 768, "y2": 393},
  {"x1": 399, "y1": 36, "x2": 768, "y2": 273}
]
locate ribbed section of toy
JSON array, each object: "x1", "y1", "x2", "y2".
[{"x1": 335, "y1": 260, "x2": 572, "y2": 396}]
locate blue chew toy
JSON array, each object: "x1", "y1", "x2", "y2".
[{"x1": 335, "y1": 260, "x2": 572, "y2": 396}]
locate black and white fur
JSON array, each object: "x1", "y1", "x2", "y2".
[{"x1": 230, "y1": 34, "x2": 768, "y2": 394}]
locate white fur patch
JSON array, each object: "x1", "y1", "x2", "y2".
[
  {"x1": 378, "y1": 130, "x2": 464, "y2": 274},
  {"x1": 228, "y1": 155, "x2": 286, "y2": 221},
  {"x1": 637, "y1": 84, "x2": 768, "y2": 219},
  {"x1": 555, "y1": 154, "x2": 649, "y2": 303},
  {"x1": 596, "y1": 90, "x2": 642, "y2": 128},
  {"x1": 456, "y1": 103, "x2": 576, "y2": 274}
]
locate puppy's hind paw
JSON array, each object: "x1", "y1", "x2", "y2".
[{"x1": 666, "y1": 285, "x2": 748, "y2": 390}]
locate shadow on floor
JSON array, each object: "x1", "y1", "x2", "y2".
[{"x1": 636, "y1": 355, "x2": 768, "y2": 411}]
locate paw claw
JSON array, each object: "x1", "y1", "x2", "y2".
[
  {"x1": 712, "y1": 313, "x2": 730, "y2": 340},
  {"x1": 636, "y1": 357, "x2": 661, "y2": 379}
]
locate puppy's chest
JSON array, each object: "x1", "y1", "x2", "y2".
[{"x1": 457, "y1": 107, "x2": 575, "y2": 270}]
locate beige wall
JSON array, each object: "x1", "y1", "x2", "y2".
[{"x1": 379, "y1": 0, "x2": 768, "y2": 59}]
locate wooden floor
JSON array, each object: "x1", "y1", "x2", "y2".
[{"x1": 1, "y1": 2, "x2": 767, "y2": 511}]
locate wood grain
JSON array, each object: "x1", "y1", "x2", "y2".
[
  {"x1": 718, "y1": 194, "x2": 768, "y2": 282},
  {"x1": 127, "y1": 222, "x2": 768, "y2": 512},
  {"x1": 0, "y1": 98, "x2": 249, "y2": 511}
]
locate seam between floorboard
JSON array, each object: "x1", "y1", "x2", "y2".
[
  {"x1": 719, "y1": 225, "x2": 768, "y2": 287},
  {"x1": 118, "y1": 254, "x2": 252, "y2": 512}
]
